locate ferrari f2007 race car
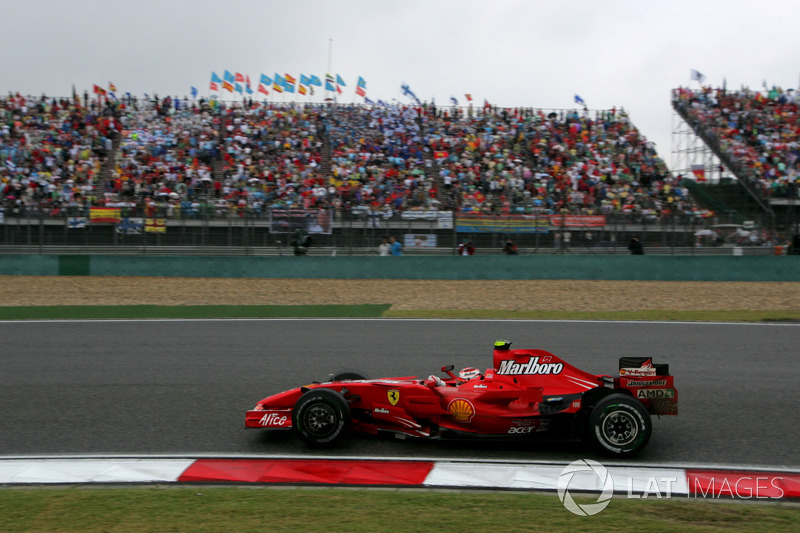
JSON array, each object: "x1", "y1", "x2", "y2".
[{"x1": 245, "y1": 341, "x2": 677, "y2": 456}]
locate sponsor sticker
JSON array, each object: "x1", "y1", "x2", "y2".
[
  {"x1": 258, "y1": 412, "x2": 290, "y2": 427},
  {"x1": 624, "y1": 379, "x2": 667, "y2": 387},
  {"x1": 373, "y1": 407, "x2": 390, "y2": 414},
  {"x1": 447, "y1": 398, "x2": 476, "y2": 423},
  {"x1": 636, "y1": 388, "x2": 675, "y2": 399},
  {"x1": 497, "y1": 357, "x2": 564, "y2": 376},
  {"x1": 620, "y1": 367, "x2": 657, "y2": 377},
  {"x1": 387, "y1": 390, "x2": 400, "y2": 406}
]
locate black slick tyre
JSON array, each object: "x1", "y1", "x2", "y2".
[
  {"x1": 333, "y1": 370, "x2": 369, "y2": 381},
  {"x1": 292, "y1": 388, "x2": 351, "y2": 447},
  {"x1": 587, "y1": 393, "x2": 651, "y2": 457}
]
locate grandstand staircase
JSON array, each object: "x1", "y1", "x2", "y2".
[
  {"x1": 320, "y1": 133, "x2": 332, "y2": 178},
  {"x1": 672, "y1": 101, "x2": 774, "y2": 220},
  {"x1": 98, "y1": 132, "x2": 121, "y2": 196},
  {"x1": 211, "y1": 114, "x2": 227, "y2": 182}
]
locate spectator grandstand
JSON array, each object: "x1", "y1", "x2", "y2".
[
  {"x1": 672, "y1": 85, "x2": 800, "y2": 200},
  {"x1": 2, "y1": 89, "x2": 797, "y2": 254},
  {"x1": 2, "y1": 92, "x2": 692, "y2": 221}
]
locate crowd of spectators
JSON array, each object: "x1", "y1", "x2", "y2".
[
  {"x1": 1, "y1": 91, "x2": 701, "y2": 223},
  {"x1": 673, "y1": 85, "x2": 800, "y2": 199}
]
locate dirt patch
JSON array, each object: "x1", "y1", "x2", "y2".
[{"x1": 2, "y1": 277, "x2": 799, "y2": 311}]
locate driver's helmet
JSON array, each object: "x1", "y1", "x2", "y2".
[{"x1": 458, "y1": 366, "x2": 481, "y2": 382}]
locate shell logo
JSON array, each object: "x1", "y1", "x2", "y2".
[{"x1": 448, "y1": 398, "x2": 476, "y2": 423}]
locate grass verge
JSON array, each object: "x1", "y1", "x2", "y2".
[{"x1": 0, "y1": 487, "x2": 798, "y2": 533}]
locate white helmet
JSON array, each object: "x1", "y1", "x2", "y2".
[{"x1": 458, "y1": 366, "x2": 481, "y2": 381}]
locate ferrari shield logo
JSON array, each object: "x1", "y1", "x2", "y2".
[{"x1": 387, "y1": 390, "x2": 400, "y2": 406}]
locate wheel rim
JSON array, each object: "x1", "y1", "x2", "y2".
[
  {"x1": 302, "y1": 403, "x2": 338, "y2": 438},
  {"x1": 600, "y1": 408, "x2": 638, "y2": 446}
]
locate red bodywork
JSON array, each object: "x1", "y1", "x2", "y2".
[{"x1": 245, "y1": 347, "x2": 677, "y2": 440}]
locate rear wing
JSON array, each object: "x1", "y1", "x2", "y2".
[{"x1": 616, "y1": 357, "x2": 677, "y2": 415}]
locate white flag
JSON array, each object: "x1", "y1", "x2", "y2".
[{"x1": 690, "y1": 69, "x2": 706, "y2": 84}]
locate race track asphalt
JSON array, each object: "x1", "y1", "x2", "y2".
[{"x1": 1, "y1": 319, "x2": 798, "y2": 469}]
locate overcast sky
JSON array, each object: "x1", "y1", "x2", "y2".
[{"x1": 3, "y1": 0, "x2": 798, "y2": 168}]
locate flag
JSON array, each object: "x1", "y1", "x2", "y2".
[
  {"x1": 224, "y1": 70, "x2": 235, "y2": 83},
  {"x1": 190, "y1": 86, "x2": 198, "y2": 99},
  {"x1": 300, "y1": 74, "x2": 311, "y2": 86},
  {"x1": 246, "y1": 85, "x2": 253, "y2": 95},
  {"x1": 283, "y1": 74, "x2": 296, "y2": 93},
  {"x1": 246, "y1": 74, "x2": 251, "y2": 87},
  {"x1": 325, "y1": 73, "x2": 335, "y2": 92},
  {"x1": 574, "y1": 94, "x2": 586, "y2": 106},
  {"x1": 272, "y1": 80, "x2": 283, "y2": 93},
  {"x1": 210, "y1": 81, "x2": 219, "y2": 92},
  {"x1": 109, "y1": 82, "x2": 117, "y2": 92},
  {"x1": 260, "y1": 74, "x2": 271, "y2": 86},
  {"x1": 145, "y1": 218, "x2": 166, "y2": 233},
  {"x1": 465, "y1": 94, "x2": 473, "y2": 102},
  {"x1": 90, "y1": 207, "x2": 121, "y2": 224},
  {"x1": 258, "y1": 84, "x2": 269, "y2": 96},
  {"x1": 298, "y1": 84, "x2": 307, "y2": 95},
  {"x1": 309, "y1": 75, "x2": 322, "y2": 87},
  {"x1": 450, "y1": 96, "x2": 458, "y2": 106},
  {"x1": 284, "y1": 82, "x2": 295, "y2": 94},
  {"x1": 222, "y1": 81, "x2": 234, "y2": 92},
  {"x1": 483, "y1": 99, "x2": 491, "y2": 109},
  {"x1": 401, "y1": 83, "x2": 419, "y2": 104},
  {"x1": 433, "y1": 151, "x2": 449, "y2": 159},
  {"x1": 364, "y1": 97, "x2": 374, "y2": 105},
  {"x1": 355, "y1": 76, "x2": 366, "y2": 97},
  {"x1": 285, "y1": 74, "x2": 296, "y2": 85},
  {"x1": 93, "y1": 84, "x2": 106, "y2": 95},
  {"x1": 690, "y1": 69, "x2": 706, "y2": 84},
  {"x1": 235, "y1": 72, "x2": 245, "y2": 83},
  {"x1": 356, "y1": 85, "x2": 366, "y2": 97},
  {"x1": 211, "y1": 72, "x2": 222, "y2": 83},
  {"x1": 336, "y1": 74, "x2": 346, "y2": 87},
  {"x1": 691, "y1": 164, "x2": 706, "y2": 182},
  {"x1": 235, "y1": 83, "x2": 243, "y2": 94}
]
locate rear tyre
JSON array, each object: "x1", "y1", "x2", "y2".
[
  {"x1": 292, "y1": 389, "x2": 351, "y2": 447},
  {"x1": 333, "y1": 370, "x2": 369, "y2": 381},
  {"x1": 587, "y1": 393, "x2": 651, "y2": 457}
]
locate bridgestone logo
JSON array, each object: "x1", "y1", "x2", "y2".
[{"x1": 497, "y1": 357, "x2": 564, "y2": 375}]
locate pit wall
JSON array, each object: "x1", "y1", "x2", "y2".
[{"x1": 1, "y1": 255, "x2": 799, "y2": 281}]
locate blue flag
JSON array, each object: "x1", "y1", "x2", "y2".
[
  {"x1": 574, "y1": 94, "x2": 586, "y2": 106},
  {"x1": 190, "y1": 86, "x2": 198, "y2": 99},
  {"x1": 224, "y1": 70, "x2": 235, "y2": 83},
  {"x1": 259, "y1": 74, "x2": 271, "y2": 86},
  {"x1": 336, "y1": 74, "x2": 346, "y2": 86},
  {"x1": 401, "y1": 83, "x2": 420, "y2": 104},
  {"x1": 211, "y1": 72, "x2": 222, "y2": 83},
  {"x1": 450, "y1": 96, "x2": 458, "y2": 106},
  {"x1": 309, "y1": 75, "x2": 322, "y2": 87}
]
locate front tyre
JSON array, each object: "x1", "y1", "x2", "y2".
[
  {"x1": 292, "y1": 389, "x2": 351, "y2": 447},
  {"x1": 587, "y1": 394, "x2": 651, "y2": 457}
]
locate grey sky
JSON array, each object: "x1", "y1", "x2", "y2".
[{"x1": 3, "y1": 0, "x2": 798, "y2": 167}]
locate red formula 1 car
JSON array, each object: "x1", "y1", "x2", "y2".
[{"x1": 245, "y1": 341, "x2": 677, "y2": 456}]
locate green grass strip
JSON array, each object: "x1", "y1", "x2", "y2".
[
  {"x1": 384, "y1": 309, "x2": 800, "y2": 322},
  {"x1": 0, "y1": 487, "x2": 797, "y2": 533},
  {"x1": 0, "y1": 304, "x2": 390, "y2": 320}
]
